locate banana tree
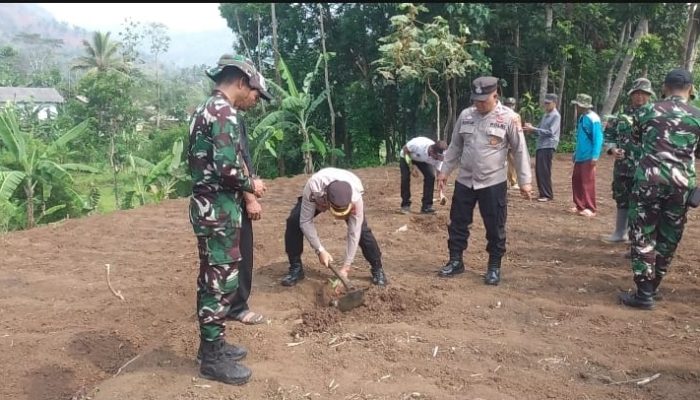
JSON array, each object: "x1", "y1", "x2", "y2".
[
  {"x1": 126, "y1": 139, "x2": 187, "y2": 206},
  {"x1": 252, "y1": 54, "x2": 329, "y2": 174},
  {"x1": 0, "y1": 106, "x2": 98, "y2": 228}
]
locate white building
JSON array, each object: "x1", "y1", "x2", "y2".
[{"x1": 0, "y1": 87, "x2": 65, "y2": 120}]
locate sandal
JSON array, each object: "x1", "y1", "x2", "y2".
[
  {"x1": 579, "y1": 209, "x2": 596, "y2": 217},
  {"x1": 235, "y1": 310, "x2": 266, "y2": 325}
]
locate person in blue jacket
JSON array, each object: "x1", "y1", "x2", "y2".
[{"x1": 569, "y1": 93, "x2": 603, "y2": 217}]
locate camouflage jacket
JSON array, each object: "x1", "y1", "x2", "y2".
[
  {"x1": 187, "y1": 90, "x2": 252, "y2": 232},
  {"x1": 634, "y1": 95, "x2": 700, "y2": 189},
  {"x1": 604, "y1": 106, "x2": 642, "y2": 177}
]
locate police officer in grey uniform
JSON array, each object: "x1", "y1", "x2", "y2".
[{"x1": 437, "y1": 76, "x2": 533, "y2": 285}]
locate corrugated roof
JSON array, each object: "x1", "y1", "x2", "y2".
[{"x1": 0, "y1": 87, "x2": 65, "y2": 103}]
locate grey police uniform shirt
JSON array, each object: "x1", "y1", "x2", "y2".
[
  {"x1": 440, "y1": 102, "x2": 532, "y2": 189},
  {"x1": 300, "y1": 168, "x2": 364, "y2": 266}
]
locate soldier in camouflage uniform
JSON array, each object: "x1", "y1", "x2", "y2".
[
  {"x1": 602, "y1": 78, "x2": 654, "y2": 243},
  {"x1": 621, "y1": 69, "x2": 700, "y2": 310},
  {"x1": 188, "y1": 54, "x2": 269, "y2": 384}
]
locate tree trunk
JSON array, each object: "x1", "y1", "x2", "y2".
[
  {"x1": 271, "y1": 3, "x2": 284, "y2": 175},
  {"x1": 24, "y1": 181, "x2": 34, "y2": 229},
  {"x1": 601, "y1": 18, "x2": 648, "y2": 117},
  {"x1": 605, "y1": 20, "x2": 629, "y2": 101},
  {"x1": 538, "y1": 4, "x2": 553, "y2": 107},
  {"x1": 681, "y1": 3, "x2": 700, "y2": 72},
  {"x1": 110, "y1": 132, "x2": 120, "y2": 207},
  {"x1": 301, "y1": 126, "x2": 313, "y2": 174},
  {"x1": 449, "y1": 77, "x2": 457, "y2": 142},
  {"x1": 386, "y1": 133, "x2": 395, "y2": 164},
  {"x1": 344, "y1": 116, "x2": 352, "y2": 163},
  {"x1": 276, "y1": 143, "x2": 286, "y2": 176},
  {"x1": 514, "y1": 20, "x2": 520, "y2": 102},
  {"x1": 256, "y1": 14, "x2": 266, "y2": 114},
  {"x1": 318, "y1": 5, "x2": 337, "y2": 166},
  {"x1": 443, "y1": 76, "x2": 453, "y2": 140},
  {"x1": 427, "y1": 77, "x2": 440, "y2": 140},
  {"x1": 155, "y1": 52, "x2": 161, "y2": 130},
  {"x1": 271, "y1": 3, "x2": 282, "y2": 87},
  {"x1": 557, "y1": 60, "x2": 566, "y2": 106},
  {"x1": 235, "y1": 10, "x2": 254, "y2": 61}
]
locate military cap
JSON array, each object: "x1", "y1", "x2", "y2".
[
  {"x1": 206, "y1": 54, "x2": 272, "y2": 101},
  {"x1": 570, "y1": 93, "x2": 593, "y2": 109},
  {"x1": 471, "y1": 76, "x2": 499, "y2": 101},
  {"x1": 664, "y1": 69, "x2": 693, "y2": 87},
  {"x1": 327, "y1": 180, "x2": 353, "y2": 217},
  {"x1": 627, "y1": 78, "x2": 655, "y2": 96},
  {"x1": 503, "y1": 97, "x2": 517, "y2": 106},
  {"x1": 544, "y1": 93, "x2": 558, "y2": 104}
]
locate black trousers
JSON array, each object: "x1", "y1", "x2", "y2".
[
  {"x1": 535, "y1": 148, "x2": 554, "y2": 200},
  {"x1": 400, "y1": 158, "x2": 435, "y2": 209},
  {"x1": 447, "y1": 181, "x2": 507, "y2": 258},
  {"x1": 284, "y1": 197, "x2": 382, "y2": 269},
  {"x1": 228, "y1": 211, "x2": 253, "y2": 316}
]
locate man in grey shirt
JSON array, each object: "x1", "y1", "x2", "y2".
[
  {"x1": 523, "y1": 93, "x2": 561, "y2": 201},
  {"x1": 437, "y1": 76, "x2": 533, "y2": 286},
  {"x1": 280, "y1": 168, "x2": 388, "y2": 287}
]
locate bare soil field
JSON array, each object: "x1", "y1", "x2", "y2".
[{"x1": 1, "y1": 154, "x2": 699, "y2": 400}]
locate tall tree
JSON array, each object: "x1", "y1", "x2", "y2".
[
  {"x1": 681, "y1": 3, "x2": 700, "y2": 72},
  {"x1": 144, "y1": 23, "x2": 171, "y2": 130},
  {"x1": 538, "y1": 4, "x2": 553, "y2": 107},
  {"x1": 601, "y1": 17, "x2": 648, "y2": 117},
  {"x1": 318, "y1": 4, "x2": 337, "y2": 166},
  {"x1": 270, "y1": 3, "x2": 285, "y2": 175},
  {"x1": 271, "y1": 3, "x2": 282, "y2": 87},
  {"x1": 377, "y1": 4, "x2": 484, "y2": 141}
]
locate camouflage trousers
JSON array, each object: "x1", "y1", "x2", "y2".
[
  {"x1": 195, "y1": 230, "x2": 241, "y2": 342},
  {"x1": 611, "y1": 174, "x2": 634, "y2": 209},
  {"x1": 628, "y1": 182, "x2": 690, "y2": 278}
]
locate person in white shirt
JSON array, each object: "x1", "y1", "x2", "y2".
[
  {"x1": 399, "y1": 137, "x2": 447, "y2": 214},
  {"x1": 280, "y1": 168, "x2": 388, "y2": 287}
]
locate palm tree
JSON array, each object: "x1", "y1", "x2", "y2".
[
  {"x1": 71, "y1": 31, "x2": 129, "y2": 74},
  {"x1": 0, "y1": 106, "x2": 98, "y2": 228}
]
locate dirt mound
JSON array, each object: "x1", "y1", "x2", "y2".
[
  {"x1": 354, "y1": 286, "x2": 441, "y2": 323},
  {"x1": 410, "y1": 213, "x2": 449, "y2": 233},
  {"x1": 294, "y1": 285, "x2": 441, "y2": 337},
  {"x1": 292, "y1": 308, "x2": 341, "y2": 337}
]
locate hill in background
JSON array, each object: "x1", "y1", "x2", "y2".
[{"x1": 0, "y1": 3, "x2": 236, "y2": 71}]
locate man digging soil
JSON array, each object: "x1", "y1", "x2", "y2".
[{"x1": 280, "y1": 167, "x2": 389, "y2": 288}]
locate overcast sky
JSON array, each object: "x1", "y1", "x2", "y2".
[{"x1": 39, "y1": 3, "x2": 230, "y2": 33}]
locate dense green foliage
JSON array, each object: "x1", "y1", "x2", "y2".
[{"x1": 0, "y1": 2, "x2": 697, "y2": 232}]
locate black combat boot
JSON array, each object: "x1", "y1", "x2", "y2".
[
  {"x1": 196, "y1": 339, "x2": 247, "y2": 364},
  {"x1": 370, "y1": 264, "x2": 388, "y2": 287},
  {"x1": 281, "y1": 260, "x2": 305, "y2": 287},
  {"x1": 619, "y1": 276, "x2": 655, "y2": 310},
  {"x1": 651, "y1": 275, "x2": 663, "y2": 301},
  {"x1": 199, "y1": 339, "x2": 252, "y2": 385},
  {"x1": 652, "y1": 256, "x2": 667, "y2": 301},
  {"x1": 438, "y1": 252, "x2": 465, "y2": 277},
  {"x1": 484, "y1": 255, "x2": 501, "y2": 286}
]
